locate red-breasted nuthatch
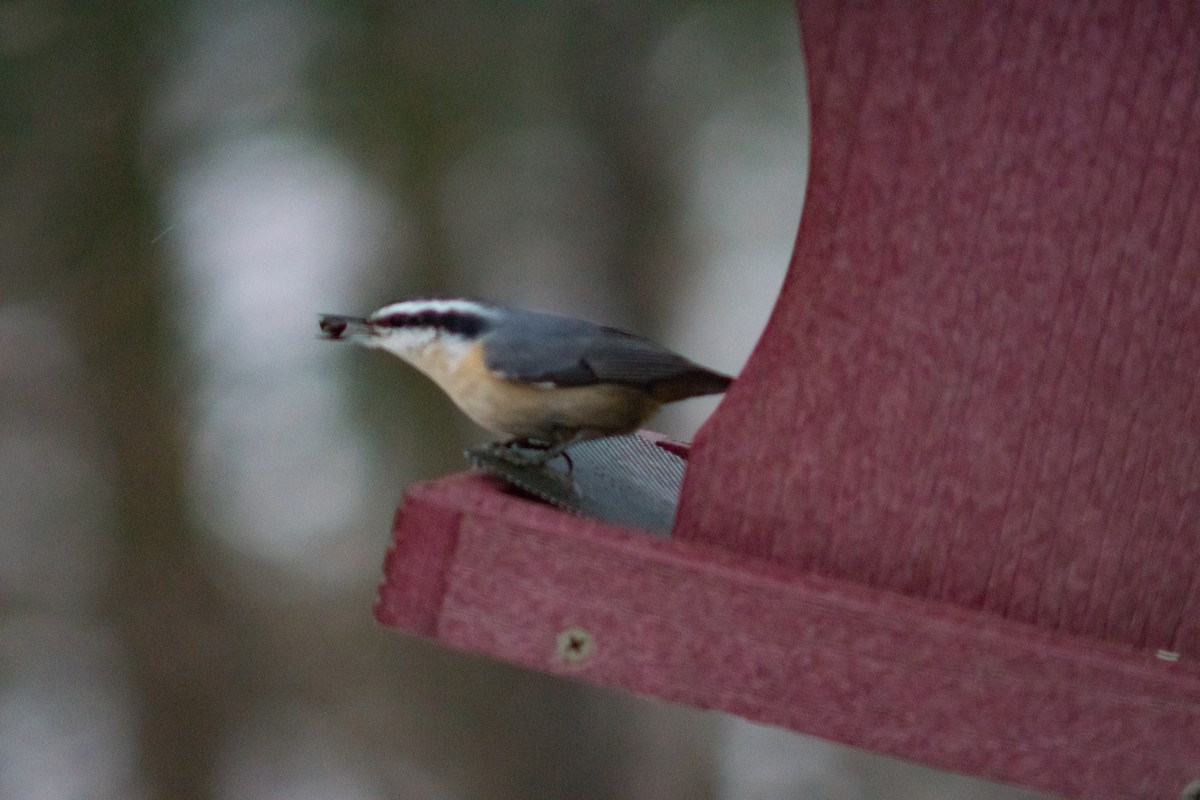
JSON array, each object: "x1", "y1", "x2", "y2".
[{"x1": 318, "y1": 299, "x2": 732, "y2": 461}]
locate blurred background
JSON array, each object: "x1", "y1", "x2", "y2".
[{"x1": 1, "y1": 1, "x2": 1050, "y2": 798}]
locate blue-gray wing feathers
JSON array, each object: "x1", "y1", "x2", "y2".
[{"x1": 481, "y1": 310, "x2": 731, "y2": 401}]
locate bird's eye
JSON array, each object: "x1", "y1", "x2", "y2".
[{"x1": 443, "y1": 313, "x2": 468, "y2": 336}]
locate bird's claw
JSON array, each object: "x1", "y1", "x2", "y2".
[{"x1": 480, "y1": 439, "x2": 575, "y2": 474}]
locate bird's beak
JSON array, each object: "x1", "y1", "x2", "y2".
[{"x1": 318, "y1": 314, "x2": 373, "y2": 341}]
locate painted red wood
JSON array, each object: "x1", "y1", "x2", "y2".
[
  {"x1": 376, "y1": 2, "x2": 1200, "y2": 797},
  {"x1": 377, "y1": 473, "x2": 1200, "y2": 798},
  {"x1": 682, "y1": 0, "x2": 1200, "y2": 655}
]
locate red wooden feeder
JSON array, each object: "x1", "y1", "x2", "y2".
[{"x1": 375, "y1": 2, "x2": 1200, "y2": 797}]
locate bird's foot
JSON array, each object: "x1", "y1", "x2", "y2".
[{"x1": 481, "y1": 438, "x2": 575, "y2": 473}]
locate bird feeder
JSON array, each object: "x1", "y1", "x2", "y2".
[{"x1": 374, "y1": 2, "x2": 1200, "y2": 796}]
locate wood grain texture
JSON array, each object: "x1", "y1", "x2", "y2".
[
  {"x1": 378, "y1": 473, "x2": 1200, "y2": 798},
  {"x1": 680, "y1": 0, "x2": 1200, "y2": 658}
]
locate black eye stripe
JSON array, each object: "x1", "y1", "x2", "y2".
[{"x1": 379, "y1": 310, "x2": 490, "y2": 338}]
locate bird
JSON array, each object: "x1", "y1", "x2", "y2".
[{"x1": 318, "y1": 298, "x2": 733, "y2": 465}]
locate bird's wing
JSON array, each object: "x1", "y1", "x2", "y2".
[{"x1": 483, "y1": 311, "x2": 732, "y2": 400}]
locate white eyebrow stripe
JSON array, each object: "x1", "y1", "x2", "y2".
[{"x1": 368, "y1": 299, "x2": 500, "y2": 321}]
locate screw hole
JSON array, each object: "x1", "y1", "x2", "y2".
[
  {"x1": 1181, "y1": 779, "x2": 1200, "y2": 800},
  {"x1": 555, "y1": 627, "x2": 594, "y2": 664}
]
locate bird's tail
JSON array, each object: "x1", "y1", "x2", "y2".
[{"x1": 650, "y1": 367, "x2": 734, "y2": 403}]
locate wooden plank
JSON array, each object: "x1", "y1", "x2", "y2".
[{"x1": 376, "y1": 473, "x2": 1200, "y2": 799}]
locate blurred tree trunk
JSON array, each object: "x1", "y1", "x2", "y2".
[{"x1": 3, "y1": 5, "x2": 238, "y2": 798}]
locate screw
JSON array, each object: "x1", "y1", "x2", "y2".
[{"x1": 556, "y1": 627, "x2": 594, "y2": 664}]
